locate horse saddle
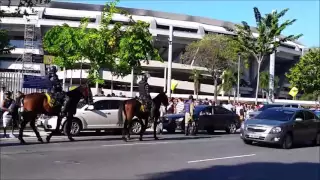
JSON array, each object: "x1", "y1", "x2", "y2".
[
  {"x1": 138, "y1": 99, "x2": 149, "y2": 112},
  {"x1": 45, "y1": 93, "x2": 59, "y2": 107}
]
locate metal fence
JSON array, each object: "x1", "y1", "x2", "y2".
[{"x1": 0, "y1": 72, "x2": 47, "y2": 94}]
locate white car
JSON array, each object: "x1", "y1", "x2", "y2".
[{"x1": 39, "y1": 96, "x2": 162, "y2": 135}]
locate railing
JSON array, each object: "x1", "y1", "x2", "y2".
[{"x1": 0, "y1": 72, "x2": 46, "y2": 94}]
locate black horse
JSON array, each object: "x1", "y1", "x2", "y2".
[{"x1": 118, "y1": 91, "x2": 169, "y2": 141}]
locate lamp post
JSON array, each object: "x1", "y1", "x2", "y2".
[
  {"x1": 166, "y1": 25, "x2": 173, "y2": 97},
  {"x1": 237, "y1": 53, "x2": 241, "y2": 102}
]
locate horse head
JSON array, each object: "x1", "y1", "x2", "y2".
[
  {"x1": 154, "y1": 90, "x2": 169, "y2": 107},
  {"x1": 69, "y1": 84, "x2": 93, "y2": 104}
]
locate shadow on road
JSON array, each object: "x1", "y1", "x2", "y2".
[{"x1": 143, "y1": 162, "x2": 320, "y2": 180}]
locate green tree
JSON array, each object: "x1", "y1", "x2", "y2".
[
  {"x1": 235, "y1": 7, "x2": 302, "y2": 104},
  {"x1": 0, "y1": 29, "x2": 15, "y2": 55},
  {"x1": 43, "y1": 23, "x2": 84, "y2": 88},
  {"x1": 259, "y1": 71, "x2": 279, "y2": 99},
  {"x1": 182, "y1": 34, "x2": 247, "y2": 102},
  {"x1": 221, "y1": 69, "x2": 237, "y2": 102},
  {"x1": 189, "y1": 69, "x2": 203, "y2": 100},
  {"x1": 82, "y1": 0, "x2": 161, "y2": 83},
  {"x1": 286, "y1": 48, "x2": 320, "y2": 100}
]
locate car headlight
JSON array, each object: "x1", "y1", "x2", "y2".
[{"x1": 270, "y1": 127, "x2": 282, "y2": 134}]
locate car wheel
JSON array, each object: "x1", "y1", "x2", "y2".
[
  {"x1": 313, "y1": 132, "x2": 320, "y2": 146},
  {"x1": 243, "y1": 139, "x2": 253, "y2": 145},
  {"x1": 281, "y1": 134, "x2": 293, "y2": 149},
  {"x1": 130, "y1": 120, "x2": 142, "y2": 135},
  {"x1": 226, "y1": 123, "x2": 237, "y2": 134},
  {"x1": 63, "y1": 118, "x2": 82, "y2": 136}
]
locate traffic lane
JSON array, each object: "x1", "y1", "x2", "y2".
[
  {"x1": 1, "y1": 134, "x2": 319, "y2": 180},
  {"x1": 0, "y1": 133, "x2": 236, "y2": 154}
]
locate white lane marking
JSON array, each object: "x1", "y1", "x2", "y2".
[
  {"x1": 102, "y1": 141, "x2": 170, "y2": 147},
  {"x1": 187, "y1": 154, "x2": 256, "y2": 164}
]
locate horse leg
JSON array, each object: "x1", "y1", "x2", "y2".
[
  {"x1": 153, "y1": 117, "x2": 159, "y2": 140},
  {"x1": 139, "y1": 119, "x2": 145, "y2": 141},
  {"x1": 65, "y1": 115, "x2": 75, "y2": 141},
  {"x1": 46, "y1": 116, "x2": 62, "y2": 143},
  {"x1": 122, "y1": 120, "x2": 129, "y2": 142},
  {"x1": 30, "y1": 118, "x2": 43, "y2": 143},
  {"x1": 18, "y1": 117, "x2": 28, "y2": 144}
]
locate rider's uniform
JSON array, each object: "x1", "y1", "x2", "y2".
[
  {"x1": 138, "y1": 74, "x2": 155, "y2": 120},
  {"x1": 47, "y1": 66, "x2": 64, "y2": 105}
]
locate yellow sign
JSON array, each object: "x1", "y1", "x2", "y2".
[
  {"x1": 171, "y1": 79, "x2": 178, "y2": 91},
  {"x1": 43, "y1": 55, "x2": 54, "y2": 65},
  {"x1": 289, "y1": 87, "x2": 299, "y2": 97}
]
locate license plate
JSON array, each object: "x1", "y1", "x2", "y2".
[{"x1": 248, "y1": 133, "x2": 260, "y2": 138}]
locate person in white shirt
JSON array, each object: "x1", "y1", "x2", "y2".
[{"x1": 176, "y1": 98, "x2": 184, "y2": 114}]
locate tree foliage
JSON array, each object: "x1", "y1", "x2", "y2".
[
  {"x1": 222, "y1": 69, "x2": 237, "y2": 101},
  {"x1": 43, "y1": 24, "x2": 83, "y2": 69},
  {"x1": 0, "y1": 29, "x2": 15, "y2": 55},
  {"x1": 235, "y1": 7, "x2": 302, "y2": 104},
  {"x1": 286, "y1": 48, "x2": 320, "y2": 98},
  {"x1": 189, "y1": 69, "x2": 203, "y2": 99},
  {"x1": 42, "y1": 0, "x2": 161, "y2": 84},
  {"x1": 181, "y1": 34, "x2": 247, "y2": 102}
]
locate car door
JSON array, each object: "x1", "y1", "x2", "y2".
[
  {"x1": 85, "y1": 100, "x2": 110, "y2": 128},
  {"x1": 292, "y1": 111, "x2": 306, "y2": 143},
  {"x1": 212, "y1": 106, "x2": 234, "y2": 130},
  {"x1": 197, "y1": 107, "x2": 213, "y2": 130},
  {"x1": 303, "y1": 111, "x2": 318, "y2": 141},
  {"x1": 107, "y1": 100, "x2": 122, "y2": 128}
]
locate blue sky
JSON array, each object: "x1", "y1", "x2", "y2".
[{"x1": 67, "y1": 0, "x2": 319, "y2": 47}]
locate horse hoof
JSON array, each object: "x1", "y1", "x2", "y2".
[
  {"x1": 38, "y1": 138, "x2": 44, "y2": 143},
  {"x1": 68, "y1": 137, "x2": 75, "y2": 141},
  {"x1": 46, "y1": 136, "x2": 51, "y2": 143},
  {"x1": 122, "y1": 137, "x2": 128, "y2": 142},
  {"x1": 154, "y1": 137, "x2": 159, "y2": 140},
  {"x1": 139, "y1": 137, "x2": 143, "y2": 141}
]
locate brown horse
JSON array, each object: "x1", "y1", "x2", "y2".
[
  {"x1": 18, "y1": 85, "x2": 91, "y2": 144},
  {"x1": 118, "y1": 91, "x2": 169, "y2": 141}
]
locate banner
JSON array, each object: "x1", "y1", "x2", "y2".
[
  {"x1": 23, "y1": 75, "x2": 52, "y2": 89},
  {"x1": 171, "y1": 79, "x2": 178, "y2": 91}
]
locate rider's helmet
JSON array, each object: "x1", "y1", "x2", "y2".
[{"x1": 49, "y1": 66, "x2": 57, "y2": 74}]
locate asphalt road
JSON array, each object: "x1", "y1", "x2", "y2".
[{"x1": 1, "y1": 132, "x2": 320, "y2": 180}]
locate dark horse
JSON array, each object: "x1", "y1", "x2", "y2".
[
  {"x1": 118, "y1": 91, "x2": 169, "y2": 141},
  {"x1": 18, "y1": 85, "x2": 91, "y2": 144}
]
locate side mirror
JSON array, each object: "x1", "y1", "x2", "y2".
[
  {"x1": 87, "y1": 105, "x2": 94, "y2": 111},
  {"x1": 295, "y1": 117, "x2": 303, "y2": 122}
]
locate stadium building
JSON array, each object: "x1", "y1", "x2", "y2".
[{"x1": 0, "y1": 1, "x2": 306, "y2": 99}]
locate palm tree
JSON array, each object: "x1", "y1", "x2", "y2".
[
  {"x1": 259, "y1": 71, "x2": 280, "y2": 99},
  {"x1": 189, "y1": 69, "x2": 202, "y2": 100},
  {"x1": 235, "y1": 7, "x2": 302, "y2": 104},
  {"x1": 222, "y1": 70, "x2": 237, "y2": 102}
]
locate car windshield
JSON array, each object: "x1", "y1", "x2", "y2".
[
  {"x1": 255, "y1": 109, "x2": 295, "y2": 121},
  {"x1": 258, "y1": 104, "x2": 283, "y2": 111}
]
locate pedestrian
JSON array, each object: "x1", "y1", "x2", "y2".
[
  {"x1": 1, "y1": 91, "x2": 15, "y2": 138},
  {"x1": 176, "y1": 98, "x2": 184, "y2": 114},
  {"x1": 184, "y1": 95, "x2": 195, "y2": 136}
]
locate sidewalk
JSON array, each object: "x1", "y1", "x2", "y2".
[{"x1": 0, "y1": 128, "x2": 49, "y2": 139}]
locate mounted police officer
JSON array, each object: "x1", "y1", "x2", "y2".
[
  {"x1": 47, "y1": 66, "x2": 64, "y2": 106},
  {"x1": 138, "y1": 72, "x2": 155, "y2": 121}
]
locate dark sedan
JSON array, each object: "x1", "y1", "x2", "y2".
[
  {"x1": 162, "y1": 105, "x2": 241, "y2": 134},
  {"x1": 241, "y1": 107, "x2": 320, "y2": 149}
]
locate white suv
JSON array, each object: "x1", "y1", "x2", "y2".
[{"x1": 39, "y1": 96, "x2": 146, "y2": 135}]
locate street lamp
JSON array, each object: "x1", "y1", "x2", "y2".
[{"x1": 237, "y1": 53, "x2": 241, "y2": 102}]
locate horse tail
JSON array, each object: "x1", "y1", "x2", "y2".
[{"x1": 117, "y1": 101, "x2": 126, "y2": 125}]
